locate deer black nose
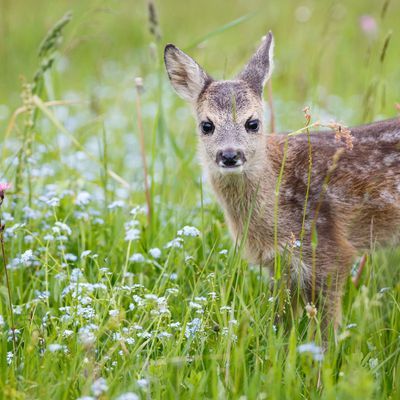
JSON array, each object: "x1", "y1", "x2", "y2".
[{"x1": 216, "y1": 149, "x2": 245, "y2": 167}]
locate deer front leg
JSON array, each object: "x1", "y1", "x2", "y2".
[
  {"x1": 304, "y1": 255, "x2": 354, "y2": 341},
  {"x1": 308, "y1": 235, "x2": 356, "y2": 336}
]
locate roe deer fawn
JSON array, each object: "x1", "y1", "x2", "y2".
[{"x1": 164, "y1": 31, "x2": 400, "y2": 333}]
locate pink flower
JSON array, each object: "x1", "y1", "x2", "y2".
[
  {"x1": 0, "y1": 182, "x2": 11, "y2": 192},
  {"x1": 359, "y1": 15, "x2": 378, "y2": 37}
]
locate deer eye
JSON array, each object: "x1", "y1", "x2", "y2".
[
  {"x1": 200, "y1": 121, "x2": 215, "y2": 135},
  {"x1": 245, "y1": 118, "x2": 260, "y2": 133}
]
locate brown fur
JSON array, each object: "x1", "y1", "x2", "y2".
[{"x1": 164, "y1": 32, "x2": 400, "y2": 331}]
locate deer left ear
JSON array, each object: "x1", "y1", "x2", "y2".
[
  {"x1": 237, "y1": 31, "x2": 274, "y2": 96},
  {"x1": 164, "y1": 44, "x2": 212, "y2": 103}
]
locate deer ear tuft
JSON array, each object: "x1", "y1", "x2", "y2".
[
  {"x1": 237, "y1": 31, "x2": 274, "y2": 96},
  {"x1": 164, "y1": 44, "x2": 212, "y2": 102}
]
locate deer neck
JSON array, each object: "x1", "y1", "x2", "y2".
[{"x1": 208, "y1": 156, "x2": 276, "y2": 253}]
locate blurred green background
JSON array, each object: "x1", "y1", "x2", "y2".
[{"x1": 1, "y1": 0, "x2": 399, "y2": 131}]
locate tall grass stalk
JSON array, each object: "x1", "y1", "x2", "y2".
[{"x1": 135, "y1": 78, "x2": 153, "y2": 226}]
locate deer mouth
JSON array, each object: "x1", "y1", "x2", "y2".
[{"x1": 218, "y1": 163, "x2": 244, "y2": 175}]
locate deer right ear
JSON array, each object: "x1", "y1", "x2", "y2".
[
  {"x1": 164, "y1": 44, "x2": 212, "y2": 103},
  {"x1": 237, "y1": 31, "x2": 274, "y2": 96}
]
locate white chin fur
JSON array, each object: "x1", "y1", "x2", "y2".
[{"x1": 218, "y1": 165, "x2": 244, "y2": 175}]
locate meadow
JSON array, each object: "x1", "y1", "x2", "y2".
[{"x1": 0, "y1": 0, "x2": 400, "y2": 399}]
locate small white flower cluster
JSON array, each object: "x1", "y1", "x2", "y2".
[
  {"x1": 185, "y1": 317, "x2": 203, "y2": 339},
  {"x1": 78, "y1": 324, "x2": 99, "y2": 346},
  {"x1": 297, "y1": 342, "x2": 324, "y2": 361},
  {"x1": 7, "y1": 249, "x2": 35, "y2": 270},
  {"x1": 177, "y1": 225, "x2": 200, "y2": 237},
  {"x1": 75, "y1": 191, "x2": 91, "y2": 206},
  {"x1": 91, "y1": 377, "x2": 108, "y2": 397},
  {"x1": 129, "y1": 253, "x2": 145, "y2": 263},
  {"x1": 7, "y1": 351, "x2": 13, "y2": 365},
  {"x1": 125, "y1": 220, "x2": 140, "y2": 242},
  {"x1": 164, "y1": 237, "x2": 183, "y2": 249},
  {"x1": 148, "y1": 247, "x2": 161, "y2": 259},
  {"x1": 108, "y1": 200, "x2": 125, "y2": 209},
  {"x1": 164, "y1": 226, "x2": 201, "y2": 251},
  {"x1": 48, "y1": 343, "x2": 68, "y2": 353}
]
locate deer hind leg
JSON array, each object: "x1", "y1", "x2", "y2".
[
  {"x1": 319, "y1": 274, "x2": 347, "y2": 334},
  {"x1": 305, "y1": 240, "x2": 356, "y2": 340}
]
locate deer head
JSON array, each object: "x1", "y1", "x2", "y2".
[{"x1": 164, "y1": 32, "x2": 274, "y2": 178}]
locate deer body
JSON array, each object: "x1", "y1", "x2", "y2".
[{"x1": 164, "y1": 32, "x2": 400, "y2": 329}]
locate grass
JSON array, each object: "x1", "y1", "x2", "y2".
[{"x1": 0, "y1": 0, "x2": 400, "y2": 399}]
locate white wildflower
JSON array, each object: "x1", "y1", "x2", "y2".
[
  {"x1": 209, "y1": 292, "x2": 217, "y2": 300},
  {"x1": 5, "y1": 223, "x2": 25, "y2": 239},
  {"x1": 108, "y1": 200, "x2": 125, "y2": 209},
  {"x1": 53, "y1": 221, "x2": 72, "y2": 236},
  {"x1": 109, "y1": 309, "x2": 119, "y2": 317},
  {"x1": 169, "y1": 273, "x2": 178, "y2": 281},
  {"x1": 13, "y1": 306, "x2": 23, "y2": 315},
  {"x1": 35, "y1": 290, "x2": 50, "y2": 301},
  {"x1": 185, "y1": 318, "x2": 202, "y2": 339},
  {"x1": 165, "y1": 238, "x2": 183, "y2": 249},
  {"x1": 137, "y1": 378, "x2": 149, "y2": 388},
  {"x1": 80, "y1": 250, "x2": 92, "y2": 259},
  {"x1": 297, "y1": 342, "x2": 324, "y2": 361},
  {"x1": 79, "y1": 296, "x2": 92, "y2": 305},
  {"x1": 43, "y1": 234, "x2": 55, "y2": 242},
  {"x1": 63, "y1": 329, "x2": 74, "y2": 338},
  {"x1": 20, "y1": 249, "x2": 33, "y2": 264},
  {"x1": 130, "y1": 205, "x2": 146, "y2": 216},
  {"x1": 2, "y1": 212, "x2": 13, "y2": 222},
  {"x1": 65, "y1": 253, "x2": 78, "y2": 262},
  {"x1": 24, "y1": 234, "x2": 34, "y2": 243},
  {"x1": 125, "y1": 228, "x2": 140, "y2": 242},
  {"x1": 75, "y1": 191, "x2": 91, "y2": 206},
  {"x1": 70, "y1": 268, "x2": 83, "y2": 283},
  {"x1": 177, "y1": 225, "x2": 200, "y2": 237},
  {"x1": 47, "y1": 197, "x2": 60, "y2": 207},
  {"x1": 78, "y1": 325, "x2": 97, "y2": 345},
  {"x1": 189, "y1": 302, "x2": 203, "y2": 310},
  {"x1": 149, "y1": 247, "x2": 161, "y2": 259},
  {"x1": 129, "y1": 253, "x2": 145, "y2": 263},
  {"x1": 369, "y1": 357, "x2": 378, "y2": 369},
  {"x1": 137, "y1": 331, "x2": 152, "y2": 339},
  {"x1": 48, "y1": 344, "x2": 67, "y2": 353},
  {"x1": 158, "y1": 331, "x2": 172, "y2": 339},
  {"x1": 7, "y1": 351, "x2": 13, "y2": 365},
  {"x1": 23, "y1": 206, "x2": 40, "y2": 220}
]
